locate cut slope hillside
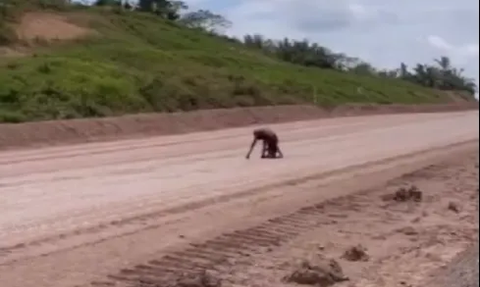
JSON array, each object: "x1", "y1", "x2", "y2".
[{"x1": 0, "y1": 8, "x2": 475, "y2": 123}]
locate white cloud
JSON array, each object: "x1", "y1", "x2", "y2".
[
  {"x1": 347, "y1": 3, "x2": 370, "y2": 20},
  {"x1": 427, "y1": 35, "x2": 453, "y2": 51},
  {"x1": 427, "y1": 35, "x2": 479, "y2": 59}
]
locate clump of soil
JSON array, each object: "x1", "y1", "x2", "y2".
[
  {"x1": 341, "y1": 245, "x2": 369, "y2": 262},
  {"x1": 382, "y1": 185, "x2": 423, "y2": 202},
  {"x1": 172, "y1": 270, "x2": 222, "y2": 287},
  {"x1": 447, "y1": 201, "x2": 461, "y2": 213},
  {"x1": 284, "y1": 256, "x2": 349, "y2": 286}
]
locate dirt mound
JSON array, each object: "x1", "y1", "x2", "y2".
[
  {"x1": 284, "y1": 256, "x2": 349, "y2": 286},
  {"x1": 341, "y1": 245, "x2": 370, "y2": 262},
  {"x1": 15, "y1": 12, "x2": 91, "y2": 41}
]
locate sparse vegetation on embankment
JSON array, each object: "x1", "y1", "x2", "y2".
[{"x1": 0, "y1": 0, "x2": 477, "y2": 124}]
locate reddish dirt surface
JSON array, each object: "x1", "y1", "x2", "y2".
[
  {"x1": 15, "y1": 12, "x2": 91, "y2": 41},
  {"x1": 425, "y1": 243, "x2": 479, "y2": 287},
  {"x1": 208, "y1": 149, "x2": 478, "y2": 287},
  {"x1": 0, "y1": 102, "x2": 478, "y2": 150},
  {"x1": 0, "y1": 111, "x2": 477, "y2": 287}
]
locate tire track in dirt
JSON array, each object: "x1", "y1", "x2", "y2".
[
  {"x1": 90, "y1": 201, "x2": 337, "y2": 286},
  {"x1": 1, "y1": 140, "x2": 474, "y2": 267},
  {"x1": 212, "y1": 149, "x2": 478, "y2": 287},
  {"x1": 88, "y1": 146, "x2": 479, "y2": 287},
  {"x1": 0, "y1": 112, "x2": 477, "y2": 287}
]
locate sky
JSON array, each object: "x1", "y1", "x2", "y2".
[{"x1": 183, "y1": 0, "x2": 479, "y2": 97}]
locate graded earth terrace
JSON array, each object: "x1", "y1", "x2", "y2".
[{"x1": 0, "y1": 111, "x2": 478, "y2": 287}]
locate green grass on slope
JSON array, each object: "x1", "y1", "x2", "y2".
[{"x1": 0, "y1": 9, "x2": 449, "y2": 123}]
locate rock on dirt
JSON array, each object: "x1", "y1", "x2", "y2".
[
  {"x1": 341, "y1": 245, "x2": 370, "y2": 262},
  {"x1": 284, "y1": 255, "x2": 349, "y2": 286},
  {"x1": 170, "y1": 270, "x2": 222, "y2": 287}
]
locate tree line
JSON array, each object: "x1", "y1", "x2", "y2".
[
  {"x1": 242, "y1": 35, "x2": 477, "y2": 95},
  {"x1": 91, "y1": 0, "x2": 478, "y2": 96}
]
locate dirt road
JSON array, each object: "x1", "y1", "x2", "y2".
[{"x1": 0, "y1": 111, "x2": 478, "y2": 287}]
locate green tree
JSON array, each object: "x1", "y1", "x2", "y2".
[
  {"x1": 179, "y1": 9, "x2": 231, "y2": 33},
  {"x1": 241, "y1": 33, "x2": 477, "y2": 96},
  {"x1": 138, "y1": 0, "x2": 187, "y2": 20}
]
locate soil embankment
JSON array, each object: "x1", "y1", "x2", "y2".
[{"x1": 0, "y1": 102, "x2": 477, "y2": 150}]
